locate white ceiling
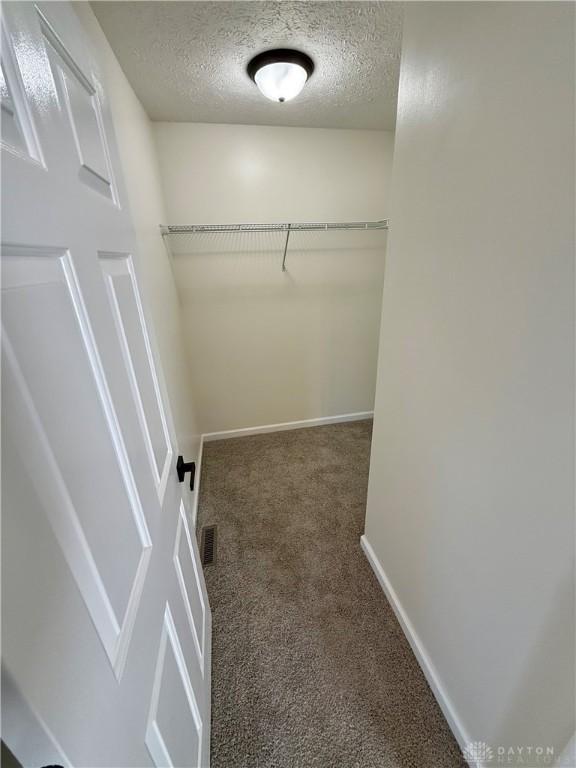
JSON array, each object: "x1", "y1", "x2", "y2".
[{"x1": 91, "y1": 1, "x2": 403, "y2": 130}]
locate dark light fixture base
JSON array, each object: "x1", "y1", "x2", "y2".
[{"x1": 247, "y1": 49, "x2": 315, "y2": 82}]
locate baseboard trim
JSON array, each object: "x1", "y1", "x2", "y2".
[
  {"x1": 360, "y1": 534, "x2": 472, "y2": 757},
  {"x1": 556, "y1": 734, "x2": 576, "y2": 767},
  {"x1": 202, "y1": 411, "x2": 374, "y2": 443}
]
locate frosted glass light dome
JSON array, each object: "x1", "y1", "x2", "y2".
[
  {"x1": 248, "y1": 49, "x2": 314, "y2": 104},
  {"x1": 254, "y1": 61, "x2": 308, "y2": 103}
]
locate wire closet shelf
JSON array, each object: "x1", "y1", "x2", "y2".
[{"x1": 161, "y1": 219, "x2": 389, "y2": 271}]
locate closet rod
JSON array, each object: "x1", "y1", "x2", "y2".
[
  {"x1": 160, "y1": 219, "x2": 389, "y2": 235},
  {"x1": 161, "y1": 219, "x2": 388, "y2": 271}
]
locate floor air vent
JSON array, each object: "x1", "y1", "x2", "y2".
[{"x1": 200, "y1": 525, "x2": 217, "y2": 567}]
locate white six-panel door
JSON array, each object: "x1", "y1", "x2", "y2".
[{"x1": 1, "y1": 3, "x2": 211, "y2": 765}]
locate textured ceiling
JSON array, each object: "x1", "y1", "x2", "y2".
[{"x1": 91, "y1": 1, "x2": 403, "y2": 130}]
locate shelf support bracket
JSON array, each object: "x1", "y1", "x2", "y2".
[{"x1": 282, "y1": 225, "x2": 291, "y2": 272}]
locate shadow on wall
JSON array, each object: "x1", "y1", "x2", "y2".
[{"x1": 170, "y1": 230, "x2": 387, "y2": 433}]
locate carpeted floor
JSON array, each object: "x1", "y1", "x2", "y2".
[{"x1": 197, "y1": 420, "x2": 466, "y2": 768}]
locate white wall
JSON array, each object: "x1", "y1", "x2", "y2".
[
  {"x1": 75, "y1": 6, "x2": 201, "y2": 469},
  {"x1": 364, "y1": 2, "x2": 574, "y2": 762},
  {"x1": 154, "y1": 123, "x2": 394, "y2": 433}
]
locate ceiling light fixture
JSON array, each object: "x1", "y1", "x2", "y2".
[{"x1": 247, "y1": 49, "x2": 314, "y2": 103}]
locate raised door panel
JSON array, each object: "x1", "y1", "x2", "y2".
[
  {"x1": 40, "y1": 10, "x2": 116, "y2": 201},
  {"x1": 174, "y1": 503, "x2": 206, "y2": 675},
  {"x1": 0, "y1": 19, "x2": 43, "y2": 163},
  {"x1": 1, "y1": 668, "x2": 70, "y2": 768},
  {"x1": 146, "y1": 605, "x2": 202, "y2": 768},
  {"x1": 1, "y1": 245, "x2": 151, "y2": 679},
  {"x1": 99, "y1": 253, "x2": 172, "y2": 501},
  {"x1": 0, "y1": 59, "x2": 26, "y2": 155}
]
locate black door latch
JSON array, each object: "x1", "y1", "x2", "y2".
[{"x1": 176, "y1": 455, "x2": 196, "y2": 490}]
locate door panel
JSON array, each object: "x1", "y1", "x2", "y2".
[
  {"x1": 2, "y1": 663, "x2": 70, "y2": 767},
  {"x1": 0, "y1": 20, "x2": 43, "y2": 163},
  {"x1": 146, "y1": 605, "x2": 203, "y2": 768},
  {"x1": 99, "y1": 252, "x2": 172, "y2": 501},
  {"x1": 174, "y1": 503, "x2": 207, "y2": 674},
  {"x1": 1, "y1": 3, "x2": 211, "y2": 765},
  {"x1": 2, "y1": 244, "x2": 152, "y2": 677},
  {"x1": 44, "y1": 19, "x2": 117, "y2": 201},
  {"x1": 0, "y1": 60, "x2": 27, "y2": 155}
]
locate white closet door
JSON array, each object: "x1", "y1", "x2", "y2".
[{"x1": 1, "y1": 3, "x2": 211, "y2": 766}]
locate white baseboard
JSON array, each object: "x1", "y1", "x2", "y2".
[
  {"x1": 556, "y1": 734, "x2": 576, "y2": 767},
  {"x1": 202, "y1": 411, "x2": 374, "y2": 443},
  {"x1": 360, "y1": 534, "x2": 472, "y2": 758}
]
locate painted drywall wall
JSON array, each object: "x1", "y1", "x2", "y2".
[
  {"x1": 364, "y1": 2, "x2": 574, "y2": 762},
  {"x1": 154, "y1": 123, "x2": 394, "y2": 433},
  {"x1": 74, "y1": 5, "x2": 201, "y2": 472}
]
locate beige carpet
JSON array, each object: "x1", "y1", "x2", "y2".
[{"x1": 197, "y1": 420, "x2": 466, "y2": 768}]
